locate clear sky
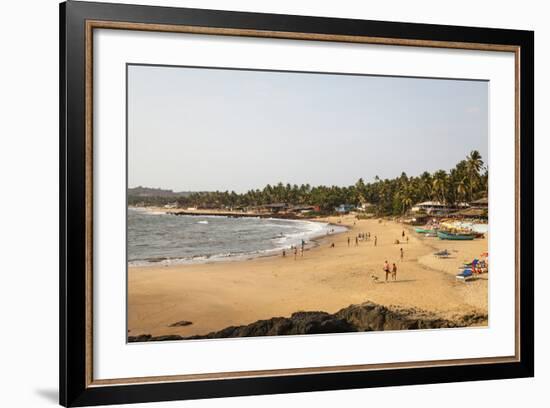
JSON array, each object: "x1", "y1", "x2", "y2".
[{"x1": 128, "y1": 64, "x2": 488, "y2": 193}]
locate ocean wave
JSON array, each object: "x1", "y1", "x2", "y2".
[
  {"x1": 128, "y1": 216, "x2": 347, "y2": 266},
  {"x1": 129, "y1": 251, "x2": 251, "y2": 267},
  {"x1": 129, "y1": 207, "x2": 167, "y2": 216}
]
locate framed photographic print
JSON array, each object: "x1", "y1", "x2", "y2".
[{"x1": 59, "y1": 1, "x2": 534, "y2": 406}]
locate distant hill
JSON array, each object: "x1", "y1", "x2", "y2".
[{"x1": 128, "y1": 186, "x2": 195, "y2": 197}]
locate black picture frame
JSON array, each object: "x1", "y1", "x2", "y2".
[{"x1": 60, "y1": 1, "x2": 534, "y2": 406}]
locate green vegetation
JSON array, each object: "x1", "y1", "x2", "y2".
[{"x1": 129, "y1": 151, "x2": 488, "y2": 216}]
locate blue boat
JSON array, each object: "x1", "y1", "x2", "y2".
[
  {"x1": 415, "y1": 227, "x2": 436, "y2": 234},
  {"x1": 437, "y1": 231, "x2": 475, "y2": 241}
]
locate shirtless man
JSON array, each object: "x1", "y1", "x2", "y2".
[{"x1": 383, "y1": 260, "x2": 390, "y2": 281}]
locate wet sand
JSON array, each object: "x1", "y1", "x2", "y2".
[{"x1": 128, "y1": 215, "x2": 488, "y2": 337}]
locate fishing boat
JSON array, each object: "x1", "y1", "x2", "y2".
[
  {"x1": 437, "y1": 231, "x2": 475, "y2": 240},
  {"x1": 414, "y1": 227, "x2": 432, "y2": 234}
]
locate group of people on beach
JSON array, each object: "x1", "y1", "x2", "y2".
[
  {"x1": 282, "y1": 223, "x2": 406, "y2": 282},
  {"x1": 282, "y1": 239, "x2": 306, "y2": 260},
  {"x1": 347, "y1": 232, "x2": 375, "y2": 247}
]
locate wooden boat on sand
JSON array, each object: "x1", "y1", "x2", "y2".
[
  {"x1": 437, "y1": 231, "x2": 475, "y2": 240},
  {"x1": 415, "y1": 227, "x2": 439, "y2": 234}
]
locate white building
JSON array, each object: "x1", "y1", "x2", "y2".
[{"x1": 411, "y1": 201, "x2": 468, "y2": 215}]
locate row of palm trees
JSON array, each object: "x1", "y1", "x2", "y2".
[{"x1": 128, "y1": 151, "x2": 487, "y2": 216}]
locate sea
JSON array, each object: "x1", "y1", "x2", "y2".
[{"x1": 128, "y1": 208, "x2": 347, "y2": 266}]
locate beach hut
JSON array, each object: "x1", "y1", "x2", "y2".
[
  {"x1": 335, "y1": 204, "x2": 355, "y2": 214},
  {"x1": 402, "y1": 214, "x2": 430, "y2": 225},
  {"x1": 449, "y1": 207, "x2": 488, "y2": 220},
  {"x1": 411, "y1": 201, "x2": 448, "y2": 216},
  {"x1": 356, "y1": 202, "x2": 374, "y2": 212},
  {"x1": 258, "y1": 203, "x2": 289, "y2": 214},
  {"x1": 289, "y1": 205, "x2": 318, "y2": 215},
  {"x1": 470, "y1": 197, "x2": 489, "y2": 209}
]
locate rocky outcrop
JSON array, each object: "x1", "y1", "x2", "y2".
[
  {"x1": 187, "y1": 311, "x2": 357, "y2": 339},
  {"x1": 335, "y1": 303, "x2": 457, "y2": 331},
  {"x1": 128, "y1": 301, "x2": 487, "y2": 342}
]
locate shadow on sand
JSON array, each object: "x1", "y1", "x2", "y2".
[{"x1": 375, "y1": 279, "x2": 416, "y2": 284}]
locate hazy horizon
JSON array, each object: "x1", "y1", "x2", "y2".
[{"x1": 128, "y1": 65, "x2": 488, "y2": 193}]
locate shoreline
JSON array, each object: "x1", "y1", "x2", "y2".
[
  {"x1": 129, "y1": 206, "x2": 349, "y2": 266},
  {"x1": 128, "y1": 216, "x2": 488, "y2": 339},
  {"x1": 130, "y1": 205, "x2": 329, "y2": 220}
]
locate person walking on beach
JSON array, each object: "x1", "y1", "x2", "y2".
[
  {"x1": 294, "y1": 246, "x2": 298, "y2": 260},
  {"x1": 374, "y1": 235, "x2": 378, "y2": 246},
  {"x1": 282, "y1": 249, "x2": 286, "y2": 257},
  {"x1": 348, "y1": 236, "x2": 351, "y2": 247},
  {"x1": 392, "y1": 263, "x2": 398, "y2": 281},
  {"x1": 383, "y1": 260, "x2": 390, "y2": 282},
  {"x1": 402, "y1": 230, "x2": 405, "y2": 239},
  {"x1": 406, "y1": 236, "x2": 409, "y2": 244},
  {"x1": 355, "y1": 236, "x2": 359, "y2": 246},
  {"x1": 400, "y1": 247, "x2": 404, "y2": 261},
  {"x1": 300, "y1": 246, "x2": 304, "y2": 257}
]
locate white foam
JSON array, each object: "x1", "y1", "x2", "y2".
[{"x1": 128, "y1": 219, "x2": 347, "y2": 267}]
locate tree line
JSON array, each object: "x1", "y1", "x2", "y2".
[{"x1": 128, "y1": 151, "x2": 487, "y2": 216}]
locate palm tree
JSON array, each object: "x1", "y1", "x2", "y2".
[
  {"x1": 402, "y1": 196, "x2": 413, "y2": 213},
  {"x1": 431, "y1": 170, "x2": 448, "y2": 203},
  {"x1": 397, "y1": 186, "x2": 414, "y2": 214},
  {"x1": 466, "y1": 150, "x2": 484, "y2": 200},
  {"x1": 140, "y1": 151, "x2": 489, "y2": 216},
  {"x1": 419, "y1": 171, "x2": 432, "y2": 201},
  {"x1": 456, "y1": 178, "x2": 467, "y2": 203}
]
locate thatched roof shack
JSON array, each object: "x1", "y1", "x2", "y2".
[
  {"x1": 470, "y1": 197, "x2": 488, "y2": 208},
  {"x1": 402, "y1": 214, "x2": 430, "y2": 225},
  {"x1": 256, "y1": 203, "x2": 289, "y2": 214},
  {"x1": 449, "y1": 207, "x2": 488, "y2": 219},
  {"x1": 289, "y1": 205, "x2": 320, "y2": 214}
]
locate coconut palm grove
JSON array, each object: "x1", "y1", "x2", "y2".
[{"x1": 128, "y1": 150, "x2": 487, "y2": 216}]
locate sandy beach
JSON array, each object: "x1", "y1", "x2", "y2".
[{"x1": 128, "y1": 215, "x2": 488, "y2": 338}]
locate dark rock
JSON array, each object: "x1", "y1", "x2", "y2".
[
  {"x1": 129, "y1": 301, "x2": 488, "y2": 342},
  {"x1": 128, "y1": 334, "x2": 152, "y2": 342},
  {"x1": 335, "y1": 302, "x2": 460, "y2": 331},
  {"x1": 169, "y1": 320, "x2": 193, "y2": 327},
  {"x1": 149, "y1": 335, "x2": 185, "y2": 341}
]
